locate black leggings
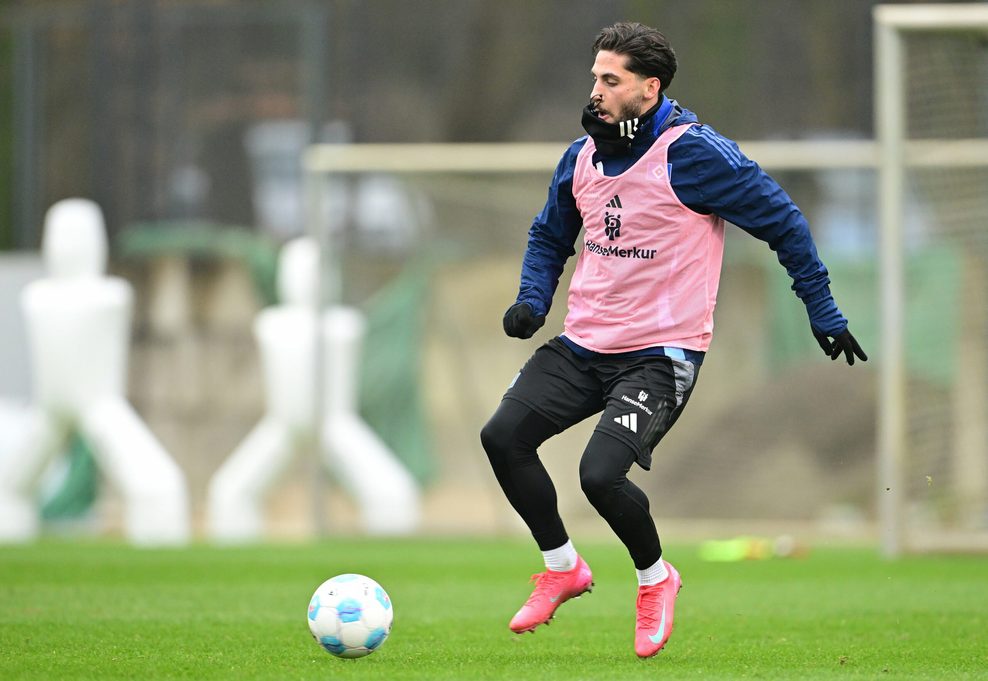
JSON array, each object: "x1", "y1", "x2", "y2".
[{"x1": 481, "y1": 398, "x2": 661, "y2": 569}]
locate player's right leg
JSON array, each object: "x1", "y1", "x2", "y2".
[
  {"x1": 481, "y1": 399, "x2": 596, "y2": 632},
  {"x1": 480, "y1": 338, "x2": 602, "y2": 632},
  {"x1": 480, "y1": 398, "x2": 566, "y2": 549}
]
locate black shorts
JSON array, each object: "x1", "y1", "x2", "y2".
[{"x1": 502, "y1": 337, "x2": 700, "y2": 470}]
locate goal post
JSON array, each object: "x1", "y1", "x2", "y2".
[{"x1": 874, "y1": 3, "x2": 988, "y2": 557}]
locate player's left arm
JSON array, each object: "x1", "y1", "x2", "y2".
[{"x1": 669, "y1": 125, "x2": 867, "y2": 365}]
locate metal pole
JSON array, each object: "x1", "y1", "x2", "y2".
[
  {"x1": 301, "y1": 1, "x2": 332, "y2": 538},
  {"x1": 12, "y1": 19, "x2": 37, "y2": 248},
  {"x1": 300, "y1": 0, "x2": 329, "y2": 153},
  {"x1": 874, "y1": 9, "x2": 906, "y2": 558}
]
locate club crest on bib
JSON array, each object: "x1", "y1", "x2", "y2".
[{"x1": 603, "y1": 195, "x2": 623, "y2": 240}]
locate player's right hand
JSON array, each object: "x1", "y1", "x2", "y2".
[{"x1": 503, "y1": 302, "x2": 545, "y2": 339}]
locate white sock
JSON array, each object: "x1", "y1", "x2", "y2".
[
  {"x1": 636, "y1": 557, "x2": 669, "y2": 586},
  {"x1": 542, "y1": 540, "x2": 578, "y2": 572}
]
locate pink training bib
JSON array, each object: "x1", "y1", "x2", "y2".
[{"x1": 565, "y1": 124, "x2": 726, "y2": 353}]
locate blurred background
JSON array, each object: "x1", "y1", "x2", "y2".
[{"x1": 0, "y1": 0, "x2": 985, "y2": 549}]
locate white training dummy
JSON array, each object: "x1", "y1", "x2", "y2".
[
  {"x1": 0, "y1": 199, "x2": 190, "y2": 545},
  {"x1": 206, "y1": 237, "x2": 420, "y2": 541}
]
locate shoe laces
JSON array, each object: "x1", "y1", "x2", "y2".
[
  {"x1": 636, "y1": 585, "x2": 664, "y2": 630},
  {"x1": 524, "y1": 570, "x2": 567, "y2": 606}
]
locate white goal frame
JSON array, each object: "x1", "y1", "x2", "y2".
[{"x1": 874, "y1": 3, "x2": 988, "y2": 557}]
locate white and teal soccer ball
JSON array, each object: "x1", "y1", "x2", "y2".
[{"x1": 307, "y1": 573, "x2": 394, "y2": 658}]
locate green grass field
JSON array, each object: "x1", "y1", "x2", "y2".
[{"x1": 1, "y1": 538, "x2": 986, "y2": 680}]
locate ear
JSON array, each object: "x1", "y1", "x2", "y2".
[{"x1": 646, "y1": 77, "x2": 661, "y2": 99}]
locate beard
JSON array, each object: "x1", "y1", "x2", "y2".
[
  {"x1": 595, "y1": 92, "x2": 646, "y2": 122},
  {"x1": 615, "y1": 93, "x2": 646, "y2": 122}
]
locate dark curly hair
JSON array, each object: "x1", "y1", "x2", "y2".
[{"x1": 592, "y1": 22, "x2": 677, "y2": 93}]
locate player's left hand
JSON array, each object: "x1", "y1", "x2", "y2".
[{"x1": 812, "y1": 327, "x2": 868, "y2": 365}]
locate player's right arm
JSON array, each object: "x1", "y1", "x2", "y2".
[{"x1": 504, "y1": 139, "x2": 585, "y2": 339}]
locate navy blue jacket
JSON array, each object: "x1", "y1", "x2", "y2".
[{"x1": 515, "y1": 96, "x2": 847, "y2": 349}]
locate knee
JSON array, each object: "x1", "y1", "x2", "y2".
[
  {"x1": 482, "y1": 401, "x2": 556, "y2": 469},
  {"x1": 480, "y1": 413, "x2": 513, "y2": 465},
  {"x1": 579, "y1": 464, "x2": 616, "y2": 506}
]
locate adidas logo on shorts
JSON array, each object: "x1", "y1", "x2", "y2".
[{"x1": 614, "y1": 413, "x2": 638, "y2": 433}]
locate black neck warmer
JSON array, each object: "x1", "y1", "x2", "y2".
[{"x1": 581, "y1": 99, "x2": 663, "y2": 156}]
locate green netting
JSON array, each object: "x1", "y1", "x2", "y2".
[
  {"x1": 357, "y1": 258, "x2": 436, "y2": 485},
  {"x1": 40, "y1": 432, "x2": 98, "y2": 521},
  {"x1": 117, "y1": 221, "x2": 281, "y2": 305},
  {"x1": 767, "y1": 245, "x2": 961, "y2": 384}
]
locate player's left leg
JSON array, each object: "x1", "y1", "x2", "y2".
[
  {"x1": 579, "y1": 431, "x2": 683, "y2": 657},
  {"x1": 578, "y1": 430, "x2": 661, "y2": 568},
  {"x1": 583, "y1": 354, "x2": 699, "y2": 657}
]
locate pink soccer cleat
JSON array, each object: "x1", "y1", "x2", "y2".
[
  {"x1": 634, "y1": 560, "x2": 682, "y2": 658},
  {"x1": 509, "y1": 555, "x2": 594, "y2": 633}
]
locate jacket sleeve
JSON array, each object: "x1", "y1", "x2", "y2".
[
  {"x1": 514, "y1": 139, "x2": 586, "y2": 318},
  {"x1": 668, "y1": 125, "x2": 848, "y2": 336}
]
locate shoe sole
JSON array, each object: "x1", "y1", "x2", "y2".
[{"x1": 510, "y1": 581, "x2": 594, "y2": 634}]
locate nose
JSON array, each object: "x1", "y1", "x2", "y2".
[{"x1": 590, "y1": 81, "x2": 605, "y2": 103}]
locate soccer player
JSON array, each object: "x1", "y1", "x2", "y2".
[{"x1": 480, "y1": 22, "x2": 867, "y2": 658}]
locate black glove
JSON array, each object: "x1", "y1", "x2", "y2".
[
  {"x1": 812, "y1": 327, "x2": 868, "y2": 366},
  {"x1": 503, "y1": 302, "x2": 545, "y2": 339}
]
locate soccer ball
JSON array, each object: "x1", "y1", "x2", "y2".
[{"x1": 307, "y1": 573, "x2": 394, "y2": 658}]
